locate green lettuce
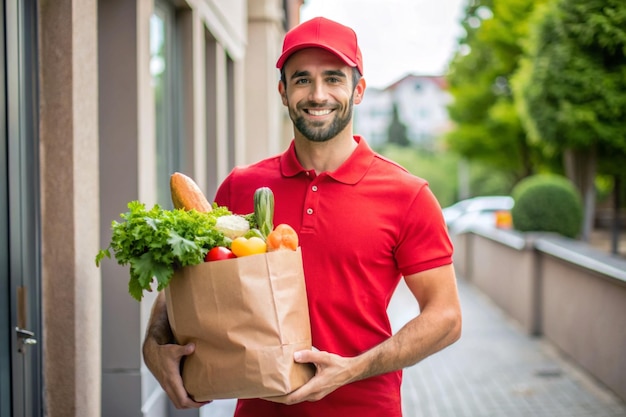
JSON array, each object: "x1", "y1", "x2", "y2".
[{"x1": 95, "y1": 201, "x2": 235, "y2": 301}]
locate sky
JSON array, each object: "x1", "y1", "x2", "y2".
[{"x1": 300, "y1": 0, "x2": 468, "y2": 89}]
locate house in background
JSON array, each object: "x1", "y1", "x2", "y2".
[{"x1": 355, "y1": 74, "x2": 453, "y2": 149}]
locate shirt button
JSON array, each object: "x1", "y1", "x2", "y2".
[
  {"x1": 306, "y1": 208, "x2": 313, "y2": 215},
  {"x1": 312, "y1": 185, "x2": 318, "y2": 192}
]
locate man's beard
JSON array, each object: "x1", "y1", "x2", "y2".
[{"x1": 290, "y1": 99, "x2": 354, "y2": 143}]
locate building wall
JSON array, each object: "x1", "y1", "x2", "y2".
[
  {"x1": 393, "y1": 76, "x2": 452, "y2": 144},
  {"x1": 98, "y1": 2, "x2": 153, "y2": 415},
  {"x1": 38, "y1": 1, "x2": 101, "y2": 416},
  {"x1": 245, "y1": 0, "x2": 285, "y2": 164},
  {"x1": 354, "y1": 74, "x2": 452, "y2": 148},
  {"x1": 35, "y1": 0, "x2": 291, "y2": 416},
  {"x1": 245, "y1": 0, "x2": 303, "y2": 163},
  {"x1": 353, "y1": 88, "x2": 393, "y2": 146}
]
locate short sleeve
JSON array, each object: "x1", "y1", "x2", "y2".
[{"x1": 394, "y1": 184, "x2": 453, "y2": 276}]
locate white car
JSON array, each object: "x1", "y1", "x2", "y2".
[{"x1": 443, "y1": 196, "x2": 514, "y2": 234}]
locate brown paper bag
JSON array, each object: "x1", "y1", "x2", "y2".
[{"x1": 164, "y1": 247, "x2": 314, "y2": 401}]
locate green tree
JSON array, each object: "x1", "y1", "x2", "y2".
[
  {"x1": 446, "y1": 0, "x2": 549, "y2": 188},
  {"x1": 386, "y1": 103, "x2": 410, "y2": 147},
  {"x1": 512, "y1": 0, "x2": 626, "y2": 241}
]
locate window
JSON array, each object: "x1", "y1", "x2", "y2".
[{"x1": 151, "y1": 1, "x2": 184, "y2": 207}]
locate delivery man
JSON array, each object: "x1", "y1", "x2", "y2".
[{"x1": 142, "y1": 16, "x2": 462, "y2": 417}]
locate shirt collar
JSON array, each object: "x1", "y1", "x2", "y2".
[{"x1": 280, "y1": 136, "x2": 374, "y2": 184}]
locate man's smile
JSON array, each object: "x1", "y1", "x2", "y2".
[{"x1": 306, "y1": 108, "x2": 333, "y2": 116}]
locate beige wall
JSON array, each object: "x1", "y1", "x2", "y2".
[
  {"x1": 540, "y1": 253, "x2": 626, "y2": 402},
  {"x1": 39, "y1": 0, "x2": 102, "y2": 416},
  {"x1": 245, "y1": 0, "x2": 287, "y2": 164},
  {"x1": 98, "y1": 1, "x2": 153, "y2": 415},
  {"x1": 465, "y1": 231, "x2": 539, "y2": 335},
  {"x1": 36, "y1": 0, "x2": 291, "y2": 415}
]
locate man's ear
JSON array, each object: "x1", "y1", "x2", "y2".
[
  {"x1": 278, "y1": 80, "x2": 288, "y2": 106},
  {"x1": 353, "y1": 77, "x2": 367, "y2": 105}
]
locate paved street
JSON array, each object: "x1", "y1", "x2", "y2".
[{"x1": 200, "y1": 276, "x2": 626, "y2": 417}]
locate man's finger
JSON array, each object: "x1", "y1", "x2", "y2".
[
  {"x1": 175, "y1": 342, "x2": 195, "y2": 358},
  {"x1": 294, "y1": 349, "x2": 324, "y2": 365}
]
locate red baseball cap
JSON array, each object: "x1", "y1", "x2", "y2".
[{"x1": 276, "y1": 17, "x2": 363, "y2": 75}]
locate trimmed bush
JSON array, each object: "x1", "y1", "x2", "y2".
[{"x1": 511, "y1": 174, "x2": 583, "y2": 238}]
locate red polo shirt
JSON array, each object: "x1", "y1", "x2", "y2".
[{"x1": 214, "y1": 136, "x2": 452, "y2": 417}]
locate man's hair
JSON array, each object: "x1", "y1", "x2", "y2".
[{"x1": 280, "y1": 67, "x2": 362, "y2": 93}]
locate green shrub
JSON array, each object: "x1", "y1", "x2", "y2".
[{"x1": 511, "y1": 174, "x2": 583, "y2": 238}]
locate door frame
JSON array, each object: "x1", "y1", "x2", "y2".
[
  {"x1": 1, "y1": 0, "x2": 10, "y2": 414},
  {"x1": 4, "y1": 0, "x2": 43, "y2": 415}
]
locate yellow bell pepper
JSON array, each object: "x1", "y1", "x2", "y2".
[{"x1": 230, "y1": 236, "x2": 267, "y2": 257}]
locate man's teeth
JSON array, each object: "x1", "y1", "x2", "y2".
[{"x1": 308, "y1": 109, "x2": 331, "y2": 116}]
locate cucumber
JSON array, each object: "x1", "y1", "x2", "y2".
[{"x1": 254, "y1": 187, "x2": 274, "y2": 239}]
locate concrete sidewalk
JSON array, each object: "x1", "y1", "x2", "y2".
[{"x1": 200, "y1": 277, "x2": 626, "y2": 417}]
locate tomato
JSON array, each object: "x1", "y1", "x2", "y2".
[
  {"x1": 230, "y1": 236, "x2": 267, "y2": 257},
  {"x1": 205, "y1": 246, "x2": 236, "y2": 262}
]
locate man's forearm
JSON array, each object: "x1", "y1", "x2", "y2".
[
  {"x1": 353, "y1": 306, "x2": 461, "y2": 382},
  {"x1": 144, "y1": 291, "x2": 174, "y2": 347},
  {"x1": 284, "y1": 301, "x2": 461, "y2": 405},
  {"x1": 351, "y1": 265, "x2": 462, "y2": 382}
]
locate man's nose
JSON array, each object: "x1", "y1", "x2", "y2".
[{"x1": 307, "y1": 80, "x2": 327, "y2": 102}]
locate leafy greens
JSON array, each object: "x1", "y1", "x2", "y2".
[{"x1": 95, "y1": 201, "x2": 237, "y2": 301}]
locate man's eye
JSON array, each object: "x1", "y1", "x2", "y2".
[
  {"x1": 327, "y1": 77, "x2": 342, "y2": 84},
  {"x1": 294, "y1": 78, "x2": 309, "y2": 85}
]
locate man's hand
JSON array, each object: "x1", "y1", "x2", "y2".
[
  {"x1": 269, "y1": 349, "x2": 359, "y2": 404},
  {"x1": 143, "y1": 340, "x2": 210, "y2": 409},
  {"x1": 143, "y1": 292, "x2": 211, "y2": 409}
]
